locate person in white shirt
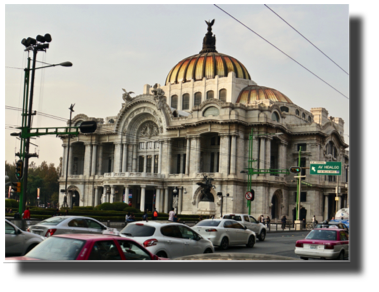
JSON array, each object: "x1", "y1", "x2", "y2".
[{"x1": 168, "y1": 208, "x2": 175, "y2": 221}]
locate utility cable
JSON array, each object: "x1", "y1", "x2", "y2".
[{"x1": 213, "y1": 4, "x2": 349, "y2": 100}]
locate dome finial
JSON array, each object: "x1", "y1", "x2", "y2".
[{"x1": 200, "y1": 19, "x2": 217, "y2": 53}]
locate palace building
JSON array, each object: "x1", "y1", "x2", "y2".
[{"x1": 58, "y1": 20, "x2": 349, "y2": 222}]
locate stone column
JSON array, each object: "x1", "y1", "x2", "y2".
[
  {"x1": 265, "y1": 136, "x2": 272, "y2": 177},
  {"x1": 158, "y1": 141, "x2": 163, "y2": 174},
  {"x1": 219, "y1": 135, "x2": 230, "y2": 175},
  {"x1": 122, "y1": 143, "x2": 128, "y2": 172},
  {"x1": 185, "y1": 138, "x2": 190, "y2": 175},
  {"x1": 155, "y1": 188, "x2": 161, "y2": 211},
  {"x1": 259, "y1": 137, "x2": 266, "y2": 176},
  {"x1": 279, "y1": 142, "x2": 287, "y2": 178},
  {"x1": 110, "y1": 186, "x2": 115, "y2": 203},
  {"x1": 84, "y1": 142, "x2": 92, "y2": 176},
  {"x1": 252, "y1": 136, "x2": 259, "y2": 179},
  {"x1": 113, "y1": 142, "x2": 122, "y2": 173},
  {"x1": 166, "y1": 139, "x2": 172, "y2": 174},
  {"x1": 132, "y1": 144, "x2": 137, "y2": 172},
  {"x1": 196, "y1": 137, "x2": 201, "y2": 173},
  {"x1": 143, "y1": 154, "x2": 147, "y2": 173},
  {"x1": 91, "y1": 144, "x2": 97, "y2": 176},
  {"x1": 68, "y1": 144, "x2": 74, "y2": 175},
  {"x1": 124, "y1": 185, "x2": 129, "y2": 204},
  {"x1": 324, "y1": 194, "x2": 329, "y2": 220},
  {"x1": 97, "y1": 144, "x2": 103, "y2": 175},
  {"x1": 164, "y1": 188, "x2": 169, "y2": 213},
  {"x1": 140, "y1": 185, "x2": 146, "y2": 212},
  {"x1": 178, "y1": 187, "x2": 183, "y2": 214},
  {"x1": 94, "y1": 187, "x2": 99, "y2": 207},
  {"x1": 230, "y1": 135, "x2": 237, "y2": 175}
]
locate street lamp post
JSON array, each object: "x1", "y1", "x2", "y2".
[{"x1": 63, "y1": 104, "x2": 75, "y2": 208}]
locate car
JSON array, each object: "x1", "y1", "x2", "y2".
[
  {"x1": 119, "y1": 220, "x2": 214, "y2": 259},
  {"x1": 6, "y1": 234, "x2": 168, "y2": 261},
  {"x1": 193, "y1": 219, "x2": 256, "y2": 250},
  {"x1": 315, "y1": 221, "x2": 349, "y2": 233},
  {"x1": 294, "y1": 228, "x2": 349, "y2": 260},
  {"x1": 26, "y1": 216, "x2": 113, "y2": 237},
  {"x1": 5, "y1": 219, "x2": 45, "y2": 257},
  {"x1": 223, "y1": 213, "x2": 267, "y2": 241}
]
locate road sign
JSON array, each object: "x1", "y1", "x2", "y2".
[
  {"x1": 310, "y1": 161, "x2": 342, "y2": 176},
  {"x1": 245, "y1": 191, "x2": 253, "y2": 200}
]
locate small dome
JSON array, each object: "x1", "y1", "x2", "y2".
[
  {"x1": 165, "y1": 52, "x2": 251, "y2": 85},
  {"x1": 236, "y1": 85, "x2": 293, "y2": 104}
]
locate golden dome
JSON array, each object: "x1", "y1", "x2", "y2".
[
  {"x1": 236, "y1": 85, "x2": 293, "y2": 104},
  {"x1": 165, "y1": 52, "x2": 251, "y2": 85},
  {"x1": 165, "y1": 19, "x2": 251, "y2": 85}
]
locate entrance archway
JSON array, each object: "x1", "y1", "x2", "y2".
[
  {"x1": 271, "y1": 194, "x2": 279, "y2": 219},
  {"x1": 71, "y1": 191, "x2": 80, "y2": 208}
]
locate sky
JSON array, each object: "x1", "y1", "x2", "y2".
[{"x1": 4, "y1": 4, "x2": 349, "y2": 168}]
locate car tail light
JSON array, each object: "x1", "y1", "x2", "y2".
[
  {"x1": 26, "y1": 227, "x2": 30, "y2": 232},
  {"x1": 205, "y1": 229, "x2": 218, "y2": 232},
  {"x1": 295, "y1": 242, "x2": 303, "y2": 248},
  {"x1": 324, "y1": 243, "x2": 334, "y2": 250},
  {"x1": 143, "y1": 238, "x2": 158, "y2": 247},
  {"x1": 45, "y1": 228, "x2": 57, "y2": 237},
  {"x1": 136, "y1": 223, "x2": 144, "y2": 226}
]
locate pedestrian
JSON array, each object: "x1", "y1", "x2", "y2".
[
  {"x1": 128, "y1": 200, "x2": 132, "y2": 207},
  {"x1": 128, "y1": 213, "x2": 135, "y2": 222},
  {"x1": 302, "y1": 218, "x2": 306, "y2": 228},
  {"x1": 152, "y1": 208, "x2": 159, "y2": 220},
  {"x1": 23, "y1": 207, "x2": 30, "y2": 219},
  {"x1": 281, "y1": 215, "x2": 287, "y2": 230},
  {"x1": 312, "y1": 215, "x2": 316, "y2": 228},
  {"x1": 168, "y1": 208, "x2": 175, "y2": 221},
  {"x1": 173, "y1": 214, "x2": 179, "y2": 222},
  {"x1": 142, "y1": 210, "x2": 148, "y2": 221},
  {"x1": 198, "y1": 215, "x2": 203, "y2": 222},
  {"x1": 266, "y1": 216, "x2": 271, "y2": 228},
  {"x1": 125, "y1": 212, "x2": 131, "y2": 224}
]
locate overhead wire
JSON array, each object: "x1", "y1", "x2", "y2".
[{"x1": 213, "y1": 4, "x2": 349, "y2": 100}]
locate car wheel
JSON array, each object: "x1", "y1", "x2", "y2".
[
  {"x1": 338, "y1": 251, "x2": 345, "y2": 260},
  {"x1": 25, "y1": 243, "x2": 38, "y2": 255},
  {"x1": 204, "y1": 248, "x2": 213, "y2": 254},
  {"x1": 220, "y1": 237, "x2": 229, "y2": 250},
  {"x1": 246, "y1": 235, "x2": 255, "y2": 248},
  {"x1": 156, "y1": 251, "x2": 168, "y2": 258},
  {"x1": 300, "y1": 257, "x2": 308, "y2": 260},
  {"x1": 259, "y1": 230, "x2": 266, "y2": 241}
]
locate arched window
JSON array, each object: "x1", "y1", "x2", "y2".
[
  {"x1": 326, "y1": 141, "x2": 338, "y2": 159},
  {"x1": 182, "y1": 93, "x2": 189, "y2": 110},
  {"x1": 302, "y1": 113, "x2": 306, "y2": 119},
  {"x1": 108, "y1": 119, "x2": 114, "y2": 124},
  {"x1": 207, "y1": 90, "x2": 214, "y2": 100},
  {"x1": 219, "y1": 89, "x2": 227, "y2": 102},
  {"x1": 280, "y1": 106, "x2": 289, "y2": 112},
  {"x1": 75, "y1": 121, "x2": 82, "y2": 127},
  {"x1": 272, "y1": 112, "x2": 280, "y2": 122},
  {"x1": 296, "y1": 109, "x2": 300, "y2": 116},
  {"x1": 194, "y1": 92, "x2": 202, "y2": 106},
  {"x1": 171, "y1": 95, "x2": 178, "y2": 109}
]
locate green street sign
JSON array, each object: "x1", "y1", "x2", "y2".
[{"x1": 310, "y1": 161, "x2": 342, "y2": 176}]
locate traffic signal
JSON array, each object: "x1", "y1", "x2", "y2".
[
  {"x1": 15, "y1": 160, "x2": 24, "y2": 180},
  {"x1": 11, "y1": 182, "x2": 21, "y2": 193},
  {"x1": 289, "y1": 166, "x2": 301, "y2": 174},
  {"x1": 250, "y1": 189, "x2": 255, "y2": 201},
  {"x1": 79, "y1": 121, "x2": 97, "y2": 133}
]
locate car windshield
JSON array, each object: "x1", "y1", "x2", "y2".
[
  {"x1": 26, "y1": 237, "x2": 85, "y2": 260},
  {"x1": 223, "y1": 215, "x2": 241, "y2": 221},
  {"x1": 120, "y1": 224, "x2": 156, "y2": 237},
  {"x1": 38, "y1": 217, "x2": 67, "y2": 226},
  {"x1": 196, "y1": 220, "x2": 221, "y2": 227},
  {"x1": 305, "y1": 230, "x2": 337, "y2": 241}
]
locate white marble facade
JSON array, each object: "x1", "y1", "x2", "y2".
[{"x1": 58, "y1": 23, "x2": 349, "y2": 223}]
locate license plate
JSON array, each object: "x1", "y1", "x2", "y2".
[{"x1": 310, "y1": 245, "x2": 317, "y2": 249}]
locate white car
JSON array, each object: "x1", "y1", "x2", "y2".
[
  {"x1": 223, "y1": 214, "x2": 267, "y2": 241},
  {"x1": 119, "y1": 221, "x2": 214, "y2": 259},
  {"x1": 6, "y1": 219, "x2": 44, "y2": 257},
  {"x1": 193, "y1": 219, "x2": 256, "y2": 250}
]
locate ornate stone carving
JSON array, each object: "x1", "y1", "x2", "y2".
[
  {"x1": 122, "y1": 89, "x2": 134, "y2": 102},
  {"x1": 139, "y1": 121, "x2": 159, "y2": 138}
]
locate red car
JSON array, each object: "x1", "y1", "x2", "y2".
[
  {"x1": 6, "y1": 234, "x2": 168, "y2": 261},
  {"x1": 294, "y1": 228, "x2": 349, "y2": 260}
]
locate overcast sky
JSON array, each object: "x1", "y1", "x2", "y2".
[{"x1": 4, "y1": 4, "x2": 349, "y2": 167}]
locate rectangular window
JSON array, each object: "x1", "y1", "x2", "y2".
[
  {"x1": 138, "y1": 156, "x2": 144, "y2": 172},
  {"x1": 216, "y1": 152, "x2": 219, "y2": 172},
  {"x1": 154, "y1": 142, "x2": 160, "y2": 149},
  {"x1": 147, "y1": 142, "x2": 153, "y2": 149},
  {"x1": 146, "y1": 155, "x2": 152, "y2": 173},
  {"x1": 182, "y1": 154, "x2": 186, "y2": 174},
  {"x1": 210, "y1": 152, "x2": 215, "y2": 172},
  {"x1": 294, "y1": 192, "x2": 307, "y2": 202},
  {"x1": 211, "y1": 137, "x2": 216, "y2": 146},
  {"x1": 139, "y1": 143, "x2": 145, "y2": 149},
  {"x1": 154, "y1": 155, "x2": 159, "y2": 173},
  {"x1": 177, "y1": 154, "x2": 181, "y2": 174},
  {"x1": 297, "y1": 143, "x2": 307, "y2": 151}
]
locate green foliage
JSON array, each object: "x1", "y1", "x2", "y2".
[
  {"x1": 5, "y1": 199, "x2": 18, "y2": 208},
  {"x1": 96, "y1": 202, "x2": 133, "y2": 211},
  {"x1": 122, "y1": 207, "x2": 140, "y2": 214},
  {"x1": 73, "y1": 206, "x2": 94, "y2": 210}
]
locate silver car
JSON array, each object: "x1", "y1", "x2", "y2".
[
  {"x1": 5, "y1": 219, "x2": 44, "y2": 257},
  {"x1": 119, "y1": 221, "x2": 214, "y2": 259},
  {"x1": 193, "y1": 219, "x2": 256, "y2": 250},
  {"x1": 27, "y1": 216, "x2": 109, "y2": 237}
]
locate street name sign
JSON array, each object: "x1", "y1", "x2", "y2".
[{"x1": 310, "y1": 161, "x2": 341, "y2": 176}]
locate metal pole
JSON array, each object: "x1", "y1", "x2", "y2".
[
  {"x1": 63, "y1": 104, "x2": 75, "y2": 208},
  {"x1": 296, "y1": 146, "x2": 302, "y2": 220}
]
